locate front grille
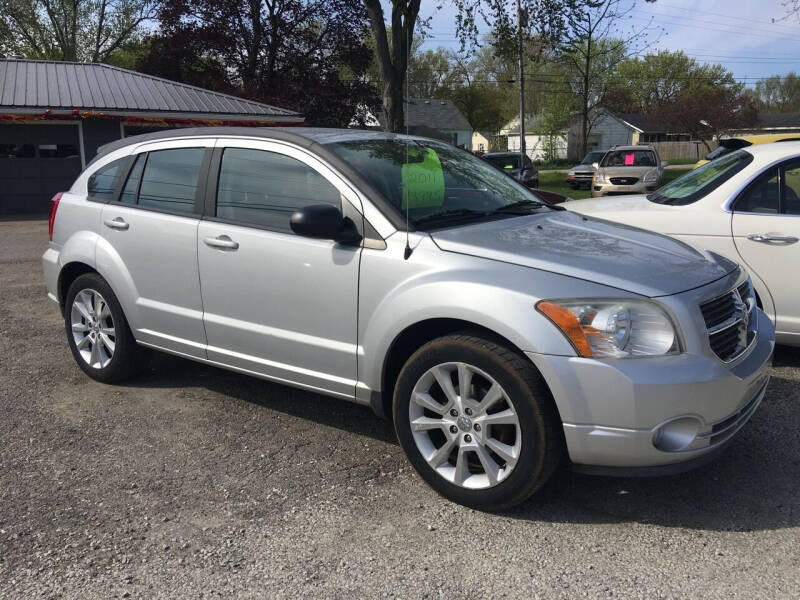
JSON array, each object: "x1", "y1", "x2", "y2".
[
  {"x1": 609, "y1": 177, "x2": 639, "y2": 185},
  {"x1": 700, "y1": 281, "x2": 756, "y2": 362},
  {"x1": 574, "y1": 171, "x2": 594, "y2": 178}
]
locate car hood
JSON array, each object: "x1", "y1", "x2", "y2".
[
  {"x1": 429, "y1": 210, "x2": 737, "y2": 297},
  {"x1": 570, "y1": 164, "x2": 596, "y2": 172},
  {"x1": 562, "y1": 194, "x2": 667, "y2": 215}
]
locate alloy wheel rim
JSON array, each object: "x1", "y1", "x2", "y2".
[
  {"x1": 70, "y1": 289, "x2": 116, "y2": 369},
  {"x1": 409, "y1": 362, "x2": 521, "y2": 490}
]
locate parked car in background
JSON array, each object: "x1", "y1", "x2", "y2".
[
  {"x1": 565, "y1": 141, "x2": 800, "y2": 346},
  {"x1": 592, "y1": 145, "x2": 667, "y2": 198},
  {"x1": 529, "y1": 188, "x2": 570, "y2": 205},
  {"x1": 694, "y1": 134, "x2": 800, "y2": 169},
  {"x1": 44, "y1": 128, "x2": 773, "y2": 511},
  {"x1": 482, "y1": 151, "x2": 539, "y2": 188},
  {"x1": 566, "y1": 150, "x2": 606, "y2": 189}
]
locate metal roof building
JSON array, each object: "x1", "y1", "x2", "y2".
[{"x1": 0, "y1": 58, "x2": 303, "y2": 213}]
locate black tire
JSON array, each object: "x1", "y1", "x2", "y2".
[
  {"x1": 64, "y1": 272, "x2": 150, "y2": 383},
  {"x1": 393, "y1": 333, "x2": 563, "y2": 511}
]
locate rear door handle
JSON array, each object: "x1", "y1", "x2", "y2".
[
  {"x1": 747, "y1": 233, "x2": 799, "y2": 244},
  {"x1": 103, "y1": 217, "x2": 129, "y2": 230},
  {"x1": 203, "y1": 235, "x2": 239, "y2": 250}
]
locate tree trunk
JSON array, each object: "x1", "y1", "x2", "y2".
[
  {"x1": 364, "y1": 0, "x2": 420, "y2": 134},
  {"x1": 383, "y1": 78, "x2": 405, "y2": 132}
]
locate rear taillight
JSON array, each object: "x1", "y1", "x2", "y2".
[{"x1": 48, "y1": 192, "x2": 64, "y2": 241}]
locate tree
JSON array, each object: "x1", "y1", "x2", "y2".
[
  {"x1": 407, "y1": 47, "x2": 452, "y2": 98},
  {"x1": 138, "y1": 0, "x2": 378, "y2": 127},
  {"x1": 443, "y1": 51, "x2": 517, "y2": 134},
  {"x1": 0, "y1": 0, "x2": 160, "y2": 62},
  {"x1": 653, "y1": 86, "x2": 758, "y2": 151},
  {"x1": 752, "y1": 73, "x2": 800, "y2": 113},
  {"x1": 363, "y1": 0, "x2": 422, "y2": 133},
  {"x1": 560, "y1": 0, "x2": 658, "y2": 157},
  {"x1": 605, "y1": 50, "x2": 737, "y2": 114},
  {"x1": 453, "y1": 0, "x2": 583, "y2": 165}
]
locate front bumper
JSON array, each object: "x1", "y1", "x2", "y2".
[
  {"x1": 526, "y1": 308, "x2": 774, "y2": 471},
  {"x1": 592, "y1": 182, "x2": 656, "y2": 197}
]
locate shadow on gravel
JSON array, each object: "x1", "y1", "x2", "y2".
[
  {"x1": 123, "y1": 352, "x2": 397, "y2": 445},
  {"x1": 126, "y1": 351, "x2": 798, "y2": 533},
  {"x1": 772, "y1": 344, "x2": 800, "y2": 367}
]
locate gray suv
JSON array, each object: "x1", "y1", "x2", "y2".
[{"x1": 43, "y1": 128, "x2": 773, "y2": 510}]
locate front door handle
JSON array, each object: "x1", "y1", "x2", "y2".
[
  {"x1": 203, "y1": 235, "x2": 239, "y2": 250},
  {"x1": 747, "y1": 233, "x2": 799, "y2": 244},
  {"x1": 103, "y1": 217, "x2": 129, "y2": 230}
]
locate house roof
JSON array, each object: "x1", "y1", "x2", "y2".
[
  {"x1": 758, "y1": 113, "x2": 800, "y2": 129},
  {"x1": 377, "y1": 98, "x2": 472, "y2": 132},
  {"x1": 0, "y1": 58, "x2": 302, "y2": 121}
]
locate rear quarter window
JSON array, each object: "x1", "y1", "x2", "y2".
[{"x1": 87, "y1": 157, "x2": 128, "y2": 201}]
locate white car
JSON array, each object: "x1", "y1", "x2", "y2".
[{"x1": 564, "y1": 142, "x2": 800, "y2": 346}]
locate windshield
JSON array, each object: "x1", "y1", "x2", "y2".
[
  {"x1": 601, "y1": 150, "x2": 657, "y2": 168},
  {"x1": 484, "y1": 154, "x2": 522, "y2": 170},
  {"x1": 649, "y1": 150, "x2": 753, "y2": 206},
  {"x1": 580, "y1": 151, "x2": 604, "y2": 165},
  {"x1": 324, "y1": 139, "x2": 551, "y2": 230}
]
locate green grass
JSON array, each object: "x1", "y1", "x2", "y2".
[{"x1": 538, "y1": 169, "x2": 686, "y2": 200}]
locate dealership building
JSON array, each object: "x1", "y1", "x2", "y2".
[{"x1": 0, "y1": 59, "x2": 303, "y2": 214}]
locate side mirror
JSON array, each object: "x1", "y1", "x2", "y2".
[
  {"x1": 661, "y1": 161, "x2": 669, "y2": 169},
  {"x1": 290, "y1": 204, "x2": 362, "y2": 245}
]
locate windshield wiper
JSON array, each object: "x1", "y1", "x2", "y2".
[
  {"x1": 412, "y1": 208, "x2": 488, "y2": 226},
  {"x1": 489, "y1": 199, "x2": 544, "y2": 214}
]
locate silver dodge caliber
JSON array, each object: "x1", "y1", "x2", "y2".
[{"x1": 43, "y1": 128, "x2": 774, "y2": 510}]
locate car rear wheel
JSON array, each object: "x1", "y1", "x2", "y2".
[
  {"x1": 393, "y1": 333, "x2": 562, "y2": 511},
  {"x1": 64, "y1": 273, "x2": 150, "y2": 383}
]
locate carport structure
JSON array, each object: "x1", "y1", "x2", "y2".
[{"x1": 0, "y1": 58, "x2": 303, "y2": 214}]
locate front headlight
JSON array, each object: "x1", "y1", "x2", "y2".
[
  {"x1": 537, "y1": 299, "x2": 680, "y2": 358},
  {"x1": 643, "y1": 169, "x2": 658, "y2": 183},
  {"x1": 567, "y1": 170, "x2": 576, "y2": 176},
  {"x1": 594, "y1": 172, "x2": 606, "y2": 184}
]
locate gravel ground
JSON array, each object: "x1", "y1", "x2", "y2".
[{"x1": 1, "y1": 218, "x2": 799, "y2": 599}]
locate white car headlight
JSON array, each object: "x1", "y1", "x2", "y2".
[
  {"x1": 567, "y1": 170, "x2": 576, "y2": 176},
  {"x1": 594, "y1": 172, "x2": 606, "y2": 184},
  {"x1": 537, "y1": 299, "x2": 680, "y2": 358},
  {"x1": 643, "y1": 169, "x2": 658, "y2": 183}
]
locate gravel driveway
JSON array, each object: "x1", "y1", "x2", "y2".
[{"x1": 1, "y1": 219, "x2": 798, "y2": 599}]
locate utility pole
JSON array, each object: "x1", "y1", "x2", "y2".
[{"x1": 517, "y1": 0, "x2": 526, "y2": 168}]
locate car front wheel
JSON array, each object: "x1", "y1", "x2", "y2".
[{"x1": 393, "y1": 333, "x2": 562, "y2": 511}]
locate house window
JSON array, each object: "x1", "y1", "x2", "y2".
[
  {"x1": 38, "y1": 144, "x2": 80, "y2": 158},
  {"x1": 0, "y1": 144, "x2": 35, "y2": 158}
]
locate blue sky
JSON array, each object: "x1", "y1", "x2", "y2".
[{"x1": 413, "y1": 0, "x2": 800, "y2": 86}]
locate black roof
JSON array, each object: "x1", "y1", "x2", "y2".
[
  {"x1": 758, "y1": 113, "x2": 800, "y2": 128},
  {"x1": 0, "y1": 59, "x2": 301, "y2": 121},
  {"x1": 376, "y1": 98, "x2": 472, "y2": 132}
]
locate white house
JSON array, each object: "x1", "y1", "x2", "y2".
[{"x1": 502, "y1": 114, "x2": 568, "y2": 161}]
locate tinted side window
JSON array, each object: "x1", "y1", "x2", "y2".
[
  {"x1": 138, "y1": 148, "x2": 205, "y2": 214},
  {"x1": 782, "y1": 164, "x2": 800, "y2": 215},
  {"x1": 87, "y1": 157, "x2": 128, "y2": 201},
  {"x1": 216, "y1": 148, "x2": 341, "y2": 231},
  {"x1": 735, "y1": 169, "x2": 779, "y2": 214}
]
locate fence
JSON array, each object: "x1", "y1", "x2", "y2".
[{"x1": 649, "y1": 141, "x2": 711, "y2": 160}]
